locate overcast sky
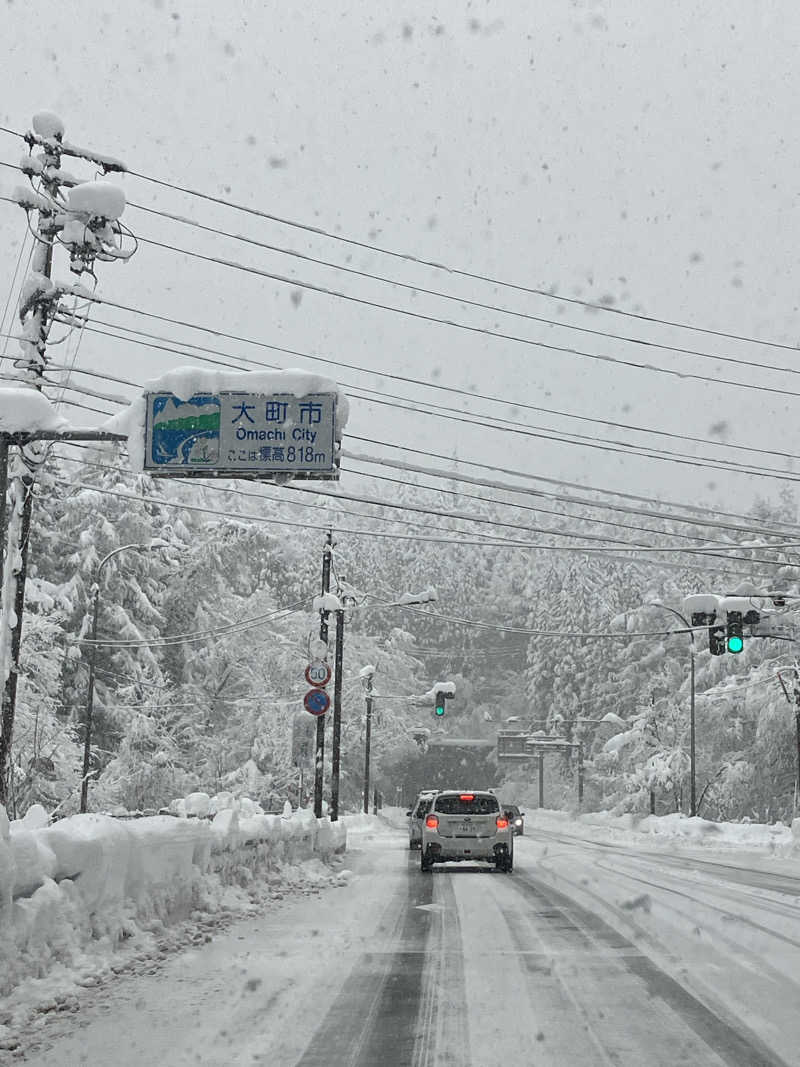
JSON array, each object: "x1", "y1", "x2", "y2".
[{"x1": 1, "y1": 2, "x2": 798, "y2": 511}]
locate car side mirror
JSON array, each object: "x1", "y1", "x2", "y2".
[
  {"x1": 405, "y1": 810, "x2": 412, "y2": 817},
  {"x1": 519, "y1": 812, "x2": 525, "y2": 817}
]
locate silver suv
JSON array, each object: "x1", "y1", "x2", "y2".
[
  {"x1": 420, "y1": 790, "x2": 513, "y2": 872},
  {"x1": 406, "y1": 789, "x2": 438, "y2": 850}
]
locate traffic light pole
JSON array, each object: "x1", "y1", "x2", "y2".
[
  {"x1": 330, "y1": 607, "x2": 344, "y2": 822},
  {"x1": 362, "y1": 670, "x2": 374, "y2": 815},
  {"x1": 313, "y1": 530, "x2": 332, "y2": 819},
  {"x1": 649, "y1": 604, "x2": 696, "y2": 817}
]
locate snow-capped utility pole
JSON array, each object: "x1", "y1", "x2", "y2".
[
  {"x1": 313, "y1": 529, "x2": 333, "y2": 818},
  {"x1": 0, "y1": 113, "x2": 133, "y2": 807}
]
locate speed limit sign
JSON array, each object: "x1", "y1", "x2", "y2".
[{"x1": 305, "y1": 660, "x2": 332, "y2": 687}]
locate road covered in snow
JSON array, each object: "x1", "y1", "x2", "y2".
[{"x1": 11, "y1": 809, "x2": 800, "y2": 1066}]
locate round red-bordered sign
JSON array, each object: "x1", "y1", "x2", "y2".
[
  {"x1": 304, "y1": 688, "x2": 331, "y2": 716},
  {"x1": 305, "y1": 661, "x2": 332, "y2": 687}
]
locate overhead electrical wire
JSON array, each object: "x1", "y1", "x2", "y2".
[
  {"x1": 45, "y1": 364, "x2": 800, "y2": 541},
  {"x1": 81, "y1": 598, "x2": 311, "y2": 649},
  {"x1": 51, "y1": 308, "x2": 800, "y2": 466},
  {"x1": 52, "y1": 477, "x2": 797, "y2": 581},
  {"x1": 2, "y1": 128, "x2": 800, "y2": 357},
  {"x1": 113, "y1": 235, "x2": 800, "y2": 403},
  {"x1": 53, "y1": 446, "x2": 726, "y2": 553},
  {"x1": 125, "y1": 197, "x2": 800, "y2": 385},
  {"x1": 50, "y1": 314, "x2": 800, "y2": 485},
  {"x1": 35, "y1": 364, "x2": 800, "y2": 544}
]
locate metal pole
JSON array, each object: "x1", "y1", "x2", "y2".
[
  {"x1": 313, "y1": 529, "x2": 332, "y2": 818},
  {"x1": 0, "y1": 473, "x2": 34, "y2": 810},
  {"x1": 363, "y1": 672, "x2": 374, "y2": 814},
  {"x1": 0, "y1": 436, "x2": 9, "y2": 568},
  {"x1": 577, "y1": 742, "x2": 584, "y2": 807},
  {"x1": 80, "y1": 585, "x2": 100, "y2": 813},
  {"x1": 649, "y1": 604, "x2": 696, "y2": 816},
  {"x1": 538, "y1": 754, "x2": 544, "y2": 809},
  {"x1": 689, "y1": 640, "x2": 697, "y2": 817},
  {"x1": 330, "y1": 607, "x2": 344, "y2": 821}
]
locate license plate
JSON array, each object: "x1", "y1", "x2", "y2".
[{"x1": 459, "y1": 821, "x2": 472, "y2": 832}]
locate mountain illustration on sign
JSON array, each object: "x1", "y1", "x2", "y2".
[{"x1": 151, "y1": 394, "x2": 220, "y2": 466}]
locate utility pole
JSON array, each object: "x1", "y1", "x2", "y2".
[
  {"x1": 0, "y1": 112, "x2": 133, "y2": 806},
  {"x1": 0, "y1": 114, "x2": 132, "y2": 808},
  {"x1": 776, "y1": 665, "x2": 800, "y2": 818},
  {"x1": 362, "y1": 668, "x2": 374, "y2": 815},
  {"x1": 538, "y1": 754, "x2": 544, "y2": 809},
  {"x1": 330, "y1": 605, "x2": 345, "y2": 821},
  {"x1": 313, "y1": 529, "x2": 332, "y2": 818}
]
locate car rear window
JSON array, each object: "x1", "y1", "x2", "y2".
[{"x1": 435, "y1": 794, "x2": 499, "y2": 815}]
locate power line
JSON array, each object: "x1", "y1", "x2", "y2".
[
  {"x1": 54, "y1": 446, "x2": 727, "y2": 554},
  {"x1": 22, "y1": 340, "x2": 800, "y2": 549},
  {"x1": 52, "y1": 477, "x2": 793, "y2": 579},
  {"x1": 3, "y1": 128, "x2": 800, "y2": 359},
  {"x1": 39, "y1": 357, "x2": 800, "y2": 542},
  {"x1": 80, "y1": 599, "x2": 310, "y2": 649},
  {"x1": 126, "y1": 235, "x2": 800, "y2": 402},
  {"x1": 52, "y1": 313, "x2": 800, "y2": 485},
  {"x1": 54, "y1": 308, "x2": 799, "y2": 465},
  {"x1": 363, "y1": 594, "x2": 694, "y2": 640},
  {"x1": 125, "y1": 197, "x2": 800, "y2": 385}
]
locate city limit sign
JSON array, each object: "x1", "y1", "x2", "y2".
[{"x1": 144, "y1": 391, "x2": 339, "y2": 481}]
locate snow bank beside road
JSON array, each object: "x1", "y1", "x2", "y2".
[
  {"x1": 527, "y1": 807, "x2": 799, "y2": 854},
  {"x1": 0, "y1": 800, "x2": 345, "y2": 1010}
]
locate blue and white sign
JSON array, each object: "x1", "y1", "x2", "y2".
[
  {"x1": 304, "y1": 688, "x2": 331, "y2": 716},
  {"x1": 144, "y1": 391, "x2": 338, "y2": 479}
]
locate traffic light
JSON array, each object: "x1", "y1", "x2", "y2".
[
  {"x1": 726, "y1": 610, "x2": 744, "y2": 654},
  {"x1": 708, "y1": 622, "x2": 726, "y2": 656},
  {"x1": 434, "y1": 691, "x2": 446, "y2": 717}
]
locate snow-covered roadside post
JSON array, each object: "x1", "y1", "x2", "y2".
[{"x1": 0, "y1": 115, "x2": 133, "y2": 809}]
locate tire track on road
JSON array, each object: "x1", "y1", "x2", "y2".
[
  {"x1": 295, "y1": 856, "x2": 433, "y2": 1067},
  {"x1": 505, "y1": 870, "x2": 790, "y2": 1067}
]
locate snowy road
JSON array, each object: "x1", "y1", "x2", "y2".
[{"x1": 16, "y1": 818, "x2": 800, "y2": 1067}]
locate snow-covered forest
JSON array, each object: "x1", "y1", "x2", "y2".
[{"x1": 5, "y1": 439, "x2": 797, "y2": 824}]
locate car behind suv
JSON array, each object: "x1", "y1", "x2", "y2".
[
  {"x1": 406, "y1": 790, "x2": 438, "y2": 850},
  {"x1": 420, "y1": 790, "x2": 513, "y2": 872},
  {"x1": 503, "y1": 803, "x2": 525, "y2": 836}
]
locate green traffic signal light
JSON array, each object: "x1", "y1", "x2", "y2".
[
  {"x1": 434, "y1": 691, "x2": 446, "y2": 716},
  {"x1": 726, "y1": 610, "x2": 744, "y2": 654}
]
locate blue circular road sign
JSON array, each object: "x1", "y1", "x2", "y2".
[{"x1": 304, "y1": 688, "x2": 331, "y2": 716}]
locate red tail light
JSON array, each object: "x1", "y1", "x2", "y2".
[
  {"x1": 496, "y1": 816, "x2": 509, "y2": 830},
  {"x1": 459, "y1": 794, "x2": 475, "y2": 801},
  {"x1": 425, "y1": 814, "x2": 439, "y2": 830}
]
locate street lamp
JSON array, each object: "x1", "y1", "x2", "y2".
[
  {"x1": 648, "y1": 603, "x2": 697, "y2": 817},
  {"x1": 342, "y1": 587, "x2": 439, "y2": 820},
  {"x1": 80, "y1": 540, "x2": 170, "y2": 813}
]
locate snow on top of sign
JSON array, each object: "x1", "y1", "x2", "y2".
[
  {"x1": 0, "y1": 387, "x2": 70, "y2": 433},
  {"x1": 67, "y1": 181, "x2": 126, "y2": 220},
  {"x1": 104, "y1": 366, "x2": 350, "y2": 472}
]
